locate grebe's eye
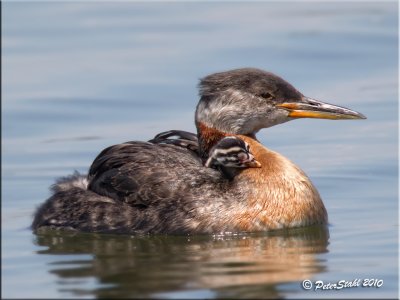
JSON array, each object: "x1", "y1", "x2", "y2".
[{"x1": 259, "y1": 92, "x2": 274, "y2": 100}]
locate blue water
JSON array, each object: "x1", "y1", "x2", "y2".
[{"x1": 2, "y1": 2, "x2": 398, "y2": 299}]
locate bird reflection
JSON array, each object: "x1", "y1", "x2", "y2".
[{"x1": 34, "y1": 226, "x2": 329, "y2": 299}]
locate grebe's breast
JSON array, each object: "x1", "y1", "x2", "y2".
[{"x1": 230, "y1": 135, "x2": 328, "y2": 231}]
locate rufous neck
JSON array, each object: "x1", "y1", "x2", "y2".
[{"x1": 196, "y1": 122, "x2": 227, "y2": 161}]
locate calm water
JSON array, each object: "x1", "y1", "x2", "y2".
[{"x1": 2, "y1": 2, "x2": 398, "y2": 299}]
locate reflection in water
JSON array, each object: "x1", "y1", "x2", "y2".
[{"x1": 34, "y1": 226, "x2": 329, "y2": 299}]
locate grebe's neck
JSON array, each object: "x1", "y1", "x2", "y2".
[
  {"x1": 233, "y1": 135, "x2": 328, "y2": 230},
  {"x1": 196, "y1": 122, "x2": 227, "y2": 160}
]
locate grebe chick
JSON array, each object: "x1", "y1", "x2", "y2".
[
  {"x1": 205, "y1": 136, "x2": 261, "y2": 180},
  {"x1": 32, "y1": 68, "x2": 366, "y2": 234}
]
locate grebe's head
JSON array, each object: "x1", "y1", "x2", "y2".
[
  {"x1": 195, "y1": 68, "x2": 366, "y2": 135},
  {"x1": 205, "y1": 136, "x2": 261, "y2": 170}
]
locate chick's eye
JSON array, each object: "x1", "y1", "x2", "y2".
[{"x1": 237, "y1": 152, "x2": 248, "y2": 161}]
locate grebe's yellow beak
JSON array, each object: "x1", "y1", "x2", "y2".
[{"x1": 276, "y1": 96, "x2": 366, "y2": 120}]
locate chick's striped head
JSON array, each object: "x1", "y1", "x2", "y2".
[{"x1": 205, "y1": 136, "x2": 261, "y2": 169}]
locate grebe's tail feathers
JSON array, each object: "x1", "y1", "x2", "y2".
[{"x1": 51, "y1": 171, "x2": 88, "y2": 193}]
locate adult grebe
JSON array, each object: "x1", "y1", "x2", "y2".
[{"x1": 32, "y1": 68, "x2": 365, "y2": 234}]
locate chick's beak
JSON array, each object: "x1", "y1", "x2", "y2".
[
  {"x1": 276, "y1": 96, "x2": 366, "y2": 120},
  {"x1": 243, "y1": 154, "x2": 262, "y2": 168},
  {"x1": 247, "y1": 160, "x2": 262, "y2": 168}
]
